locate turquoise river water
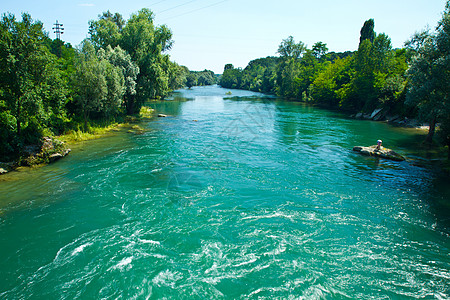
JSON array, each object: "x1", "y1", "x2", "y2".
[{"x1": 0, "y1": 86, "x2": 449, "y2": 299}]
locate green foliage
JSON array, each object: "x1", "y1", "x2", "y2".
[
  {"x1": 277, "y1": 36, "x2": 306, "y2": 59},
  {"x1": 359, "y1": 18, "x2": 375, "y2": 45},
  {"x1": 406, "y1": 1, "x2": 450, "y2": 147},
  {"x1": 0, "y1": 12, "x2": 71, "y2": 159},
  {"x1": 0, "y1": 8, "x2": 187, "y2": 160},
  {"x1": 186, "y1": 73, "x2": 198, "y2": 89},
  {"x1": 186, "y1": 69, "x2": 217, "y2": 88},
  {"x1": 312, "y1": 42, "x2": 329, "y2": 60},
  {"x1": 220, "y1": 66, "x2": 243, "y2": 89},
  {"x1": 220, "y1": 57, "x2": 278, "y2": 93},
  {"x1": 309, "y1": 57, "x2": 353, "y2": 107},
  {"x1": 219, "y1": 19, "x2": 408, "y2": 115}
]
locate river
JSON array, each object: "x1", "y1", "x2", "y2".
[{"x1": 0, "y1": 85, "x2": 449, "y2": 299}]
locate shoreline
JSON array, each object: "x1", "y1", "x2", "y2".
[{"x1": 0, "y1": 108, "x2": 154, "y2": 176}]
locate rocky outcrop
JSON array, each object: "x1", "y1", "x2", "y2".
[
  {"x1": 353, "y1": 145, "x2": 405, "y2": 161},
  {"x1": 352, "y1": 108, "x2": 426, "y2": 129},
  {"x1": 22, "y1": 137, "x2": 71, "y2": 166},
  {"x1": 0, "y1": 137, "x2": 71, "y2": 174}
]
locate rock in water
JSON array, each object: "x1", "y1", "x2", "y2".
[{"x1": 353, "y1": 145, "x2": 405, "y2": 161}]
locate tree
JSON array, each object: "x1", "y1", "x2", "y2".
[
  {"x1": 277, "y1": 36, "x2": 306, "y2": 59},
  {"x1": 72, "y1": 40, "x2": 125, "y2": 130},
  {"x1": 406, "y1": 1, "x2": 450, "y2": 149},
  {"x1": 120, "y1": 8, "x2": 174, "y2": 112},
  {"x1": 224, "y1": 64, "x2": 234, "y2": 71},
  {"x1": 102, "y1": 45, "x2": 139, "y2": 115},
  {"x1": 88, "y1": 12, "x2": 122, "y2": 49},
  {"x1": 0, "y1": 13, "x2": 52, "y2": 136},
  {"x1": 220, "y1": 67, "x2": 242, "y2": 89},
  {"x1": 343, "y1": 20, "x2": 396, "y2": 112},
  {"x1": 359, "y1": 18, "x2": 375, "y2": 45},
  {"x1": 312, "y1": 42, "x2": 328, "y2": 60},
  {"x1": 186, "y1": 73, "x2": 197, "y2": 88},
  {"x1": 168, "y1": 63, "x2": 188, "y2": 90},
  {"x1": 309, "y1": 57, "x2": 353, "y2": 107},
  {"x1": 275, "y1": 36, "x2": 307, "y2": 98}
]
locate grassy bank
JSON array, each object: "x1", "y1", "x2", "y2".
[
  {"x1": 57, "y1": 106, "x2": 154, "y2": 144},
  {"x1": 0, "y1": 107, "x2": 155, "y2": 175}
]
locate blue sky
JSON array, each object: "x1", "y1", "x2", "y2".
[{"x1": 2, "y1": 0, "x2": 447, "y2": 73}]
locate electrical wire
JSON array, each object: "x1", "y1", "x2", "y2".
[
  {"x1": 148, "y1": 0, "x2": 168, "y2": 6},
  {"x1": 160, "y1": 0, "x2": 228, "y2": 21},
  {"x1": 159, "y1": 0, "x2": 199, "y2": 14}
]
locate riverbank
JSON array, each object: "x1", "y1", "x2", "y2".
[{"x1": 0, "y1": 107, "x2": 155, "y2": 176}]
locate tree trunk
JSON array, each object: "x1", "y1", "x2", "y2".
[{"x1": 425, "y1": 115, "x2": 437, "y2": 145}]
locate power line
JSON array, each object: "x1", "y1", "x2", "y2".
[
  {"x1": 159, "y1": 0, "x2": 199, "y2": 14},
  {"x1": 148, "y1": 0, "x2": 168, "y2": 6},
  {"x1": 160, "y1": 0, "x2": 228, "y2": 21}
]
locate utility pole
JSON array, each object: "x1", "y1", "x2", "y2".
[
  {"x1": 53, "y1": 20, "x2": 64, "y2": 40},
  {"x1": 52, "y1": 20, "x2": 64, "y2": 58}
]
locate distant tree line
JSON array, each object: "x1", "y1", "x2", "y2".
[
  {"x1": 220, "y1": 2, "x2": 450, "y2": 155},
  {"x1": 0, "y1": 9, "x2": 190, "y2": 161},
  {"x1": 185, "y1": 69, "x2": 218, "y2": 88}
]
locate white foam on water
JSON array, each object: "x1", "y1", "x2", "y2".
[
  {"x1": 71, "y1": 242, "x2": 93, "y2": 256},
  {"x1": 140, "y1": 239, "x2": 160, "y2": 245},
  {"x1": 111, "y1": 256, "x2": 133, "y2": 270},
  {"x1": 152, "y1": 269, "x2": 182, "y2": 288}
]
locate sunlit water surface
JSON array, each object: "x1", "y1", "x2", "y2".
[{"x1": 1, "y1": 86, "x2": 449, "y2": 299}]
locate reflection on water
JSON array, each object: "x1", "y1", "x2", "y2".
[{"x1": 0, "y1": 85, "x2": 449, "y2": 299}]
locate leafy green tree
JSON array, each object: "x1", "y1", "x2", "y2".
[
  {"x1": 359, "y1": 18, "x2": 375, "y2": 45},
  {"x1": 277, "y1": 36, "x2": 306, "y2": 59},
  {"x1": 312, "y1": 42, "x2": 328, "y2": 60},
  {"x1": 406, "y1": 1, "x2": 450, "y2": 149},
  {"x1": 275, "y1": 36, "x2": 306, "y2": 98},
  {"x1": 72, "y1": 41, "x2": 107, "y2": 130},
  {"x1": 119, "y1": 8, "x2": 173, "y2": 113},
  {"x1": 224, "y1": 64, "x2": 234, "y2": 71},
  {"x1": 309, "y1": 57, "x2": 353, "y2": 107},
  {"x1": 220, "y1": 64, "x2": 243, "y2": 89},
  {"x1": 100, "y1": 10, "x2": 125, "y2": 29},
  {"x1": 102, "y1": 45, "x2": 139, "y2": 115},
  {"x1": 195, "y1": 70, "x2": 216, "y2": 86},
  {"x1": 88, "y1": 11, "x2": 123, "y2": 49},
  {"x1": 168, "y1": 63, "x2": 188, "y2": 90},
  {"x1": 0, "y1": 13, "x2": 71, "y2": 159},
  {"x1": 342, "y1": 20, "x2": 396, "y2": 112},
  {"x1": 186, "y1": 73, "x2": 197, "y2": 89},
  {"x1": 0, "y1": 13, "x2": 52, "y2": 136},
  {"x1": 72, "y1": 40, "x2": 125, "y2": 130},
  {"x1": 98, "y1": 48, "x2": 125, "y2": 118}
]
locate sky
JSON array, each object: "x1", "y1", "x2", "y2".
[{"x1": 2, "y1": 0, "x2": 447, "y2": 74}]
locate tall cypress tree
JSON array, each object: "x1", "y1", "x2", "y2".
[{"x1": 359, "y1": 19, "x2": 375, "y2": 45}]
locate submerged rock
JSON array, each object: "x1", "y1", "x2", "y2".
[
  {"x1": 49, "y1": 148, "x2": 71, "y2": 163},
  {"x1": 353, "y1": 145, "x2": 405, "y2": 161}
]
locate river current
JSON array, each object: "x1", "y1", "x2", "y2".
[{"x1": 0, "y1": 86, "x2": 449, "y2": 299}]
